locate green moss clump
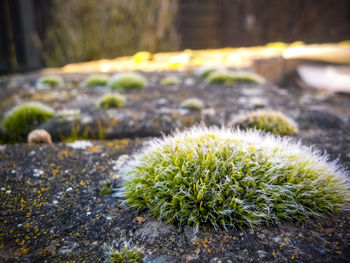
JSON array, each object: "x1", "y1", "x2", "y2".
[
  {"x1": 98, "y1": 186, "x2": 113, "y2": 197},
  {"x1": 122, "y1": 126, "x2": 350, "y2": 229},
  {"x1": 160, "y1": 76, "x2": 180, "y2": 86},
  {"x1": 180, "y1": 98, "x2": 204, "y2": 111},
  {"x1": 109, "y1": 247, "x2": 143, "y2": 263},
  {"x1": 197, "y1": 66, "x2": 224, "y2": 79},
  {"x1": 234, "y1": 110, "x2": 298, "y2": 135},
  {"x1": 1, "y1": 102, "x2": 55, "y2": 142},
  {"x1": 205, "y1": 71, "x2": 264, "y2": 85},
  {"x1": 99, "y1": 93, "x2": 126, "y2": 109},
  {"x1": 108, "y1": 72, "x2": 147, "y2": 92},
  {"x1": 82, "y1": 74, "x2": 109, "y2": 87},
  {"x1": 37, "y1": 75, "x2": 64, "y2": 88}
]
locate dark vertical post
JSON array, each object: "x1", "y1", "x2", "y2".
[
  {"x1": 18, "y1": 0, "x2": 41, "y2": 69},
  {"x1": 2, "y1": 0, "x2": 18, "y2": 71}
]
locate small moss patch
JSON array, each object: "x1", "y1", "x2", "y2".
[
  {"x1": 82, "y1": 74, "x2": 109, "y2": 87},
  {"x1": 197, "y1": 66, "x2": 223, "y2": 79},
  {"x1": 98, "y1": 186, "x2": 113, "y2": 197},
  {"x1": 122, "y1": 126, "x2": 349, "y2": 229},
  {"x1": 160, "y1": 76, "x2": 180, "y2": 86},
  {"x1": 181, "y1": 98, "x2": 204, "y2": 111},
  {"x1": 1, "y1": 102, "x2": 55, "y2": 142},
  {"x1": 37, "y1": 75, "x2": 64, "y2": 88},
  {"x1": 234, "y1": 110, "x2": 298, "y2": 135},
  {"x1": 108, "y1": 73, "x2": 147, "y2": 92},
  {"x1": 109, "y1": 247, "x2": 143, "y2": 263},
  {"x1": 205, "y1": 71, "x2": 264, "y2": 85},
  {"x1": 99, "y1": 93, "x2": 126, "y2": 109}
]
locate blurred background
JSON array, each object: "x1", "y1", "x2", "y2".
[{"x1": 1, "y1": 0, "x2": 350, "y2": 73}]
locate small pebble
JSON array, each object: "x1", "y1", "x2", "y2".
[{"x1": 28, "y1": 129, "x2": 52, "y2": 145}]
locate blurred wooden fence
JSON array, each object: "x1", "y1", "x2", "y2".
[{"x1": 1, "y1": 0, "x2": 349, "y2": 73}]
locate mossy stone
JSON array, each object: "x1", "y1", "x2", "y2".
[
  {"x1": 2, "y1": 103, "x2": 55, "y2": 142},
  {"x1": 122, "y1": 126, "x2": 349, "y2": 229},
  {"x1": 108, "y1": 73, "x2": 147, "y2": 92}
]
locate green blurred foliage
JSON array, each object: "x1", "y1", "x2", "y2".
[{"x1": 40, "y1": 0, "x2": 179, "y2": 66}]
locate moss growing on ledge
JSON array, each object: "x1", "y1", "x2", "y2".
[
  {"x1": 205, "y1": 71, "x2": 264, "y2": 85},
  {"x1": 180, "y1": 98, "x2": 205, "y2": 111},
  {"x1": 98, "y1": 186, "x2": 113, "y2": 197},
  {"x1": 82, "y1": 74, "x2": 109, "y2": 87},
  {"x1": 108, "y1": 72, "x2": 147, "y2": 92},
  {"x1": 109, "y1": 247, "x2": 143, "y2": 263},
  {"x1": 99, "y1": 93, "x2": 126, "y2": 109},
  {"x1": 1, "y1": 102, "x2": 55, "y2": 142},
  {"x1": 121, "y1": 126, "x2": 349, "y2": 230},
  {"x1": 36, "y1": 75, "x2": 64, "y2": 88},
  {"x1": 160, "y1": 76, "x2": 180, "y2": 86},
  {"x1": 197, "y1": 66, "x2": 224, "y2": 79},
  {"x1": 234, "y1": 110, "x2": 298, "y2": 135}
]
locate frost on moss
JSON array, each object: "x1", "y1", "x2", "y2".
[
  {"x1": 234, "y1": 110, "x2": 298, "y2": 135},
  {"x1": 109, "y1": 247, "x2": 143, "y2": 263},
  {"x1": 36, "y1": 75, "x2": 64, "y2": 88},
  {"x1": 205, "y1": 71, "x2": 265, "y2": 85},
  {"x1": 121, "y1": 126, "x2": 350, "y2": 230},
  {"x1": 108, "y1": 72, "x2": 147, "y2": 92},
  {"x1": 82, "y1": 74, "x2": 109, "y2": 87},
  {"x1": 160, "y1": 76, "x2": 180, "y2": 86},
  {"x1": 180, "y1": 98, "x2": 204, "y2": 111},
  {"x1": 99, "y1": 93, "x2": 126, "y2": 109},
  {"x1": 1, "y1": 102, "x2": 55, "y2": 142}
]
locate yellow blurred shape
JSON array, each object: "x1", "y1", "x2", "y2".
[
  {"x1": 43, "y1": 42, "x2": 350, "y2": 74},
  {"x1": 133, "y1": 51, "x2": 153, "y2": 63}
]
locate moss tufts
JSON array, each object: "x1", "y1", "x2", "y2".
[
  {"x1": 98, "y1": 186, "x2": 113, "y2": 197},
  {"x1": 160, "y1": 76, "x2": 180, "y2": 86},
  {"x1": 121, "y1": 126, "x2": 350, "y2": 230},
  {"x1": 205, "y1": 71, "x2": 264, "y2": 85},
  {"x1": 109, "y1": 247, "x2": 143, "y2": 263},
  {"x1": 108, "y1": 73, "x2": 147, "y2": 92},
  {"x1": 82, "y1": 74, "x2": 109, "y2": 87},
  {"x1": 197, "y1": 66, "x2": 224, "y2": 79},
  {"x1": 234, "y1": 110, "x2": 298, "y2": 135},
  {"x1": 180, "y1": 98, "x2": 205, "y2": 111},
  {"x1": 37, "y1": 75, "x2": 64, "y2": 88},
  {"x1": 99, "y1": 93, "x2": 126, "y2": 109},
  {"x1": 1, "y1": 102, "x2": 55, "y2": 142}
]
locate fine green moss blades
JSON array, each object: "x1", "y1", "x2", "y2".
[{"x1": 121, "y1": 126, "x2": 349, "y2": 229}]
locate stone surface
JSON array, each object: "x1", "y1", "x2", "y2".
[{"x1": 0, "y1": 67, "x2": 349, "y2": 262}]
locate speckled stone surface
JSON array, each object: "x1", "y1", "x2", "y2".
[{"x1": 0, "y1": 69, "x2": 350, "y2": 262}]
